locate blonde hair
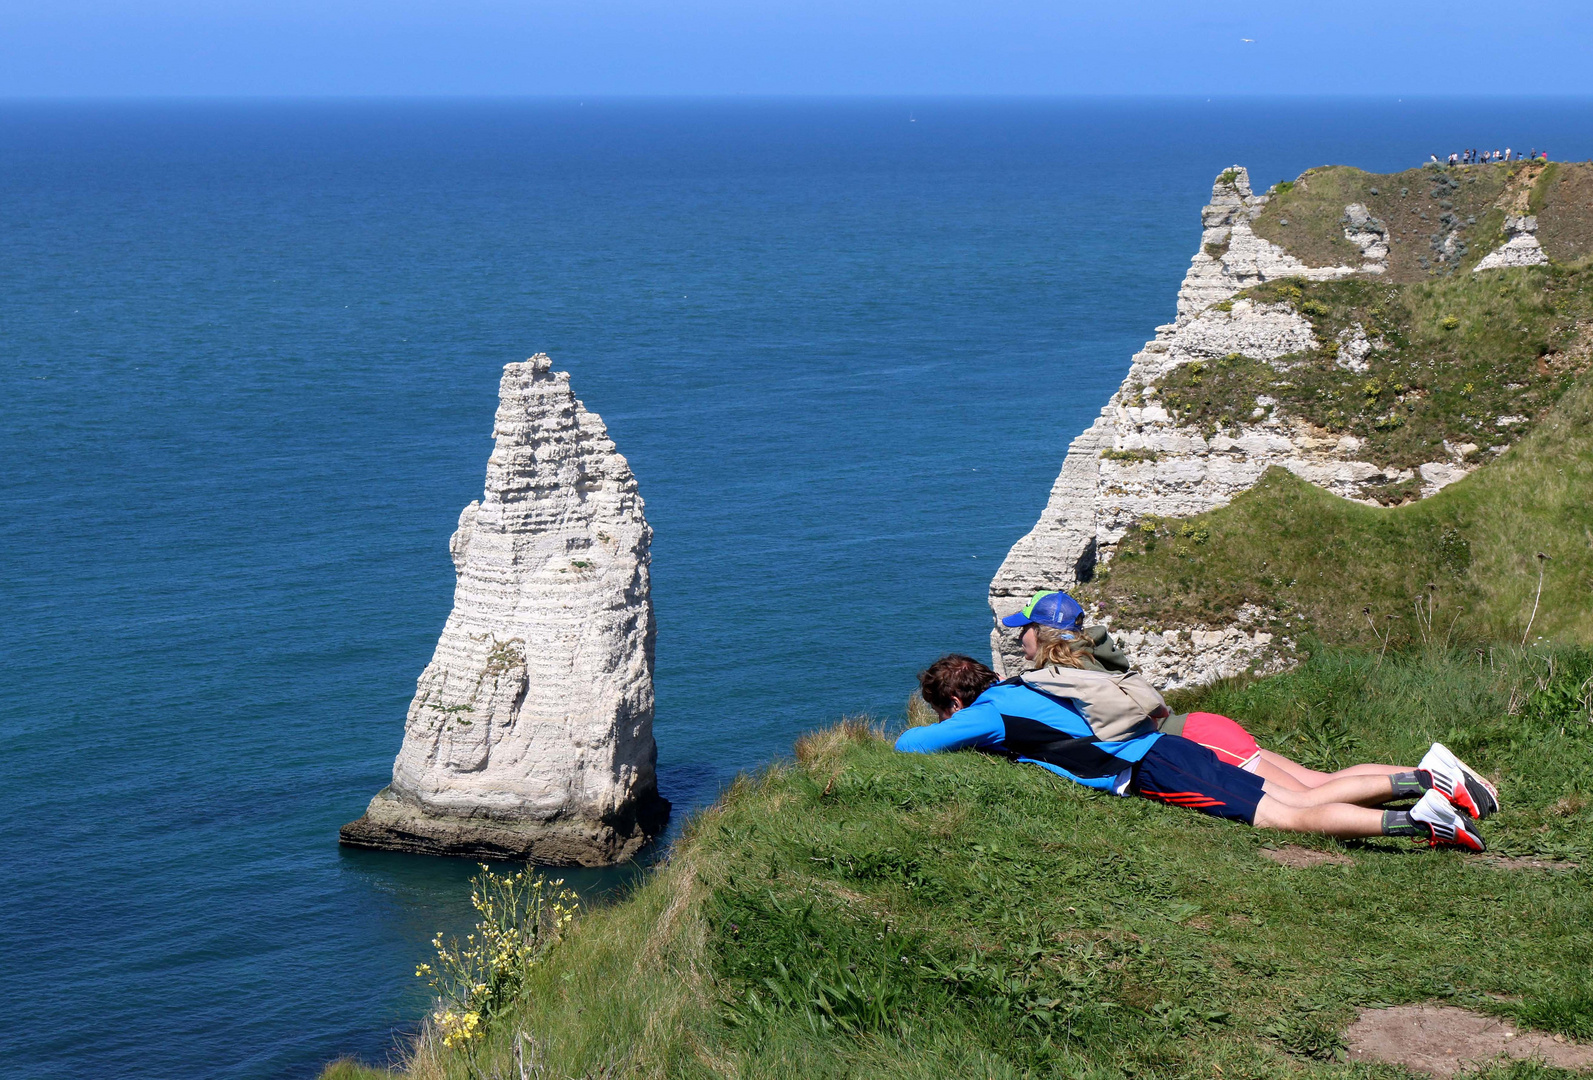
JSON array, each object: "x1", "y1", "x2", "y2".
[{"x1": 1026, "y1": 624, "x2": 1094, "y2": 670}]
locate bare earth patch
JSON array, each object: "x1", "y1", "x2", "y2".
[
  {"x1": 1258, "y1": 845, "x2": 1353, "y2": 868},
  {"x1": 1481, "y1": 855, "x2": 1580, "y2": 872},
  {"x1": 1346, "y1": 1005, "x2": 1593, "y2": 1077}
]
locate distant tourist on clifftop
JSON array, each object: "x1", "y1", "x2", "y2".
[{"x1": 1433, "y1": 146, "x2": 1548, "y2": 167}]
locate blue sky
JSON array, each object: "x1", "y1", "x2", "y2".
[{"x1": 2, "y1": 0, "x2": 1590, "y2": 97}]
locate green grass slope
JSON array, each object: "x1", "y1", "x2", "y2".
[
  {"x1": 328, "y1": 649, "x2": 1593, "y2": 1080},
  {"x1": 1098, "y1": 161, "x2": 1593, "y2": 652},
  {"x1": 1156, "y1": 265, "x2": 1592, "y2": 478},
  {"x1": 1085, "y1": 370, "x2": 1593, "y2": 652},
  {"x1": 1248, "y1": 162, "x2": 1593, "y2": 279}
]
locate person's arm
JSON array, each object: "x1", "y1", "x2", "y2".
[{"x1": 895, "y1": 701, "x2": 1005, "y2": 754}]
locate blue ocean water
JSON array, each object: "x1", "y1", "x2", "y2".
[{"x1": 3, "y1": 98, "x2": 1590, "y2": 1079}]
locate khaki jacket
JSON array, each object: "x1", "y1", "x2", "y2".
[{"x1": 1020, "y1": 661, "x2": 1171, "y2": 743}]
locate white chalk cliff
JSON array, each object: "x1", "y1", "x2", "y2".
[
  {"x1": 341, "y1": 355, "x2": 667, "y2": 865},
  {"x1": 988, "y1": 167, "x2": 1479, "y2": 688}
]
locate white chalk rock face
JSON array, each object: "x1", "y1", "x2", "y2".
[
  {"x1": 341, "y1": 355, "x2": 668, "y2": 865},
  {"x1": 1474, "y1": 215, "x2": 1549, "y2": 271},
  {"x1": 988, "y1": 167, "x2": 1468, "y2": 684}
]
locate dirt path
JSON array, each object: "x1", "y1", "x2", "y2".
[{"x1": 1347, "y1": 1004, "x2": 1593, "y2": 1077}]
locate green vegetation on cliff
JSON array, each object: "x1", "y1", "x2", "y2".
[
  {"x1": 1086, "y1": 371, "x2": 1593, "y2": 651},
  {"x1": 1152, "y1": 161, "x2": 1591, "y2": 492},
  {"x1": 1110, "y1": 161, "x2": 1593, "y2": 644},
  {"x1": 1250, "y1": 162, "x2": 1593, "y2": 278},
  {"x1": 329, "y1": 649, "x2": 1592, "y2": 1080},
  {"x1": 1157, "y1": 265, "x2": 1593, "y2": 475}
]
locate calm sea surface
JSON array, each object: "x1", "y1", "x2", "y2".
[{"x1": 4, "y1": 98, "x2": 1590, "y2": 1078}]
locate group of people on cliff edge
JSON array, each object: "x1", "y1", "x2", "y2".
[
  {"x1": 1433, "y1": 148, "x2": 1546, "y2": 165},
  {"x1": 897, "y1": 590, "x2": 1499, "y2": 852}
]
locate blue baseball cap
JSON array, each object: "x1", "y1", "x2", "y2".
[{"x1": 1000, "y1": 590, "x2": 1085, "y2": 630}]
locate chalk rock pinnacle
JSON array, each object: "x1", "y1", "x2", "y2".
[{"x1": 340, "y1": 355, "x2": 668, "y2": 865}]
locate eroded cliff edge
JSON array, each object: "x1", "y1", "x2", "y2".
[
  {"x1": 341, "y1": 355, "x2": 668, "y2": 865},
  {"x1": 990, "y1": 161, "x2": 1593, "y2": 686}
]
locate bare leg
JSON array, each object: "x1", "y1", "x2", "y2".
[
  {"x1": 1256, "y1": 750, "x2": 1406, "y2": 789},
  {"x1": 1262, "y1": 774, "x2": 1396, "y2": 809},
  {"x1": 1253, "y1": 795, "x2": 1386, "y2": 839},
  {"x1": 1252, "y1": 753, "x2": 1314, "y2": 791},
  {"x1": 1330, "y1": 763, "x2": 1407, "y2": 779}
]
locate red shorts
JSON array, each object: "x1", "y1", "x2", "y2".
[{"x1": 1180, "y1": 712, "x2": 1262, "y2": 771}]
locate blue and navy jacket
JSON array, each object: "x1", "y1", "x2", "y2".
[{"x1": 895, "y1": 678, "x2": 1162, "y2": 793}]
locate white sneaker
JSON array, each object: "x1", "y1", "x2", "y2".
[
  {"x1": 1410, "y1": 789, "x2": 1487, "y2": 852},
  {"x1": 1419, "y1": 743, "x2": 1500, "y2": 819}
]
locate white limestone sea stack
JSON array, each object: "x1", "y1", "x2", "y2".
[
  {"x1": 988, "y1": 166, "x2": 1475, "y2": 688},
  {"x1": 340, "y1": 355, "x2": 668, "y2": 865}
]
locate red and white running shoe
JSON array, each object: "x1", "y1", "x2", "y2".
[
  {"x1": 1419, "y1": 742, "x2": 1500, "y2": 819},
  {"x1": 1411, "y1": 789, "x2": 1487, "y2": 852}
]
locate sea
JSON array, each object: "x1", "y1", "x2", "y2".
[{"x1": 4, "y1": 97, "x2": 1589, "y2": 1079}]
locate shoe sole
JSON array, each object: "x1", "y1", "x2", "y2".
[
  {"x1": 1427, "y1": 823, "x2": 1486, "y2": 852},
  {"x1": 1446, "y1": 753, "x2": 1500, "y2": 810},
  {"x1": 1426, "y1": 744, "x2": 1500, "y2": 817}
]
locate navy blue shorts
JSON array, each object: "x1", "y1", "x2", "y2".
[{"x1": 1130, "y1": 735, "x2": 1267, "y2": 824}]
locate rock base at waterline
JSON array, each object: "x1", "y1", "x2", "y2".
[{"x1": 339, "y1": 786, "x2": 671, "y2": 866}]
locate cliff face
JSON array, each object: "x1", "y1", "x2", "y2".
[
  {"x1": 989, "y1": 168, "x2": 1405, "y2": 683},
  {"x1": 341, "y1": 355, "x2": 667, "y2": 865},
  {"x1": 988, "y1": 163, "x2": 1587, "y2": 686}
]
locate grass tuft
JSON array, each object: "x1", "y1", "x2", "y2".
[
  {"x1": 793, "y1": 716, "x2": 885, "y2": 765},
  {"x1": 318, "y1": 1061, "x2": 395, "y2": 1080}
]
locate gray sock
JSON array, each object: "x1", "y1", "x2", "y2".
[
  {"x1": 1388, "y1": 771, "x2": 1430, "y2": 799},
  {"x1": 1382, "y1": 810, "x2": 1422, "y2": 836}
]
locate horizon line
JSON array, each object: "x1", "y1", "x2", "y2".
[{"x1": 6, "y1": 91, "x2": 1593, "y2": 104}]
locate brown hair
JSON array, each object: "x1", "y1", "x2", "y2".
[
  {"x1": 1026, "y1": 624, "x2": 1095, "y2": 670},
  {"x1": 918, "y1": 654, "x2": 999, "y2": 714}
]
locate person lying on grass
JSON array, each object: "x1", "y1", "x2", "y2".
[
  {"x1": 1002, "y1": 590, "x2": 1498, "y2": 810},
  {"x1": 897, "y1": 651, "x2": 1493, "y2": 850}
]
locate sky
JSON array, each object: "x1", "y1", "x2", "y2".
[{"x1": 0, "y1": 0, "x2": 1590, "y2": 97}]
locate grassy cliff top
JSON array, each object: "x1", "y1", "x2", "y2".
[
  {"x1": 329, "y1": 648, "x2": 1593, "y2": 1080},
  {"x1": 1155, "y1": 264, "x2": 1593, "y2": 473},
  {"x1": 1251, "y1": 161, "x2": 1593, "y2": 278},
  {"x1": 1151, "y1": 161, "x2": 1593, "y2": 477},
  {"x1": 1088, "y1": 367, "x2": 1593, "y2": 651},
  {"x1": 1093, "y1": 165, "x2": 1593, "y2": 655}
]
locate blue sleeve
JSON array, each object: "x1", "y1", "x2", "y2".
[
  {"x1": 894, "y1": 700, "x2": 1005, "y2": 754},
  {"x1": 1022, "y1": 758, "x2": 1131, "y2": 792}
]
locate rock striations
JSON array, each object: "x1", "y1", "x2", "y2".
[
  {"x1": 341, "y1": 355, "x2": 668, "y2": 865},
  {"x1": 988, "y1": 167, "x2": 1475, "y2": 686}
]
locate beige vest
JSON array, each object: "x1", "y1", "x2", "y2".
[{"x1": 1020, "y1": 664, "x2": 1170, "y2": 742}]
